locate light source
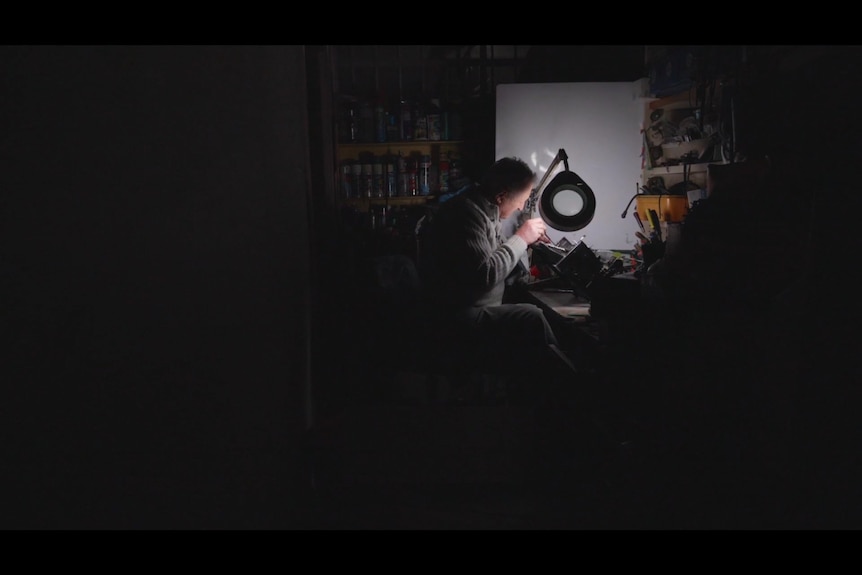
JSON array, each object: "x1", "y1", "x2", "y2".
[
  {"x1": 526, "y1": 148, "x2": 596, "y2": 232},
  {"x1": 523, "y1": 148, "x2": 603, "y2": 298}
]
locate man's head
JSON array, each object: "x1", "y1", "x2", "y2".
[{"x1": 478, "y1": 157, "x2": 536, "y2": 219}]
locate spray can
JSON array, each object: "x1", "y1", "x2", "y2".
[
  {"x1": 372, "y1": 158, "x2": 384, "y2": 198},
  {"x1": 418, "y1": 154, "x2": 432, "y2": 196}
]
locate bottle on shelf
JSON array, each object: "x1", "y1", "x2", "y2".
[
  {"x1": 358, "y1": 99, "x2": 374, "y2": 143},
  {"x1": 412, "y1": 101, "x2": 428, "y2": 141},
  {"x1": 448, "y1": 151, "x2": 463, "y2": 190},
  {"x1": 438, "y1": 151, "x2": 450, "y2": 194},
  {"x1": 339, "y1": 96, "x2": 359, "y2": 144},
  {"x1": 386, "y1": 104, "x2": 400, "y2": 143},
  {"x1": 374, "y1": 92, "x2": 387, "y2": 143},
  {"x1": 397, "y1": 152, "x2": 408, "y2": 197},
  {"x1": 384, "y1": 154, "x2": 397, "y2": 198},
  {"x1": 428, "y1": 159, "x2": 438, "y2": 196},
  {"x1": 358, "y1": 152, "x2": 374, "y2": 198},
  {"x1": 340, "y1": 159, "x2": 356, "y2": 199},
  {"x1": 406, "y1": 154, "x2": 418, "y2": 196},
  {"x1": 372, "y1": 157, "x2": 384, "y2": 198},
  {"x1": 427, "y1": 98, "x2": 442, "y2": 141},
  {"x1": 418, "y1": 154, "x2": 432, "y2": 196},
  {"x1": 399, "y1": 100, "x2": 413, "y2": 142}
]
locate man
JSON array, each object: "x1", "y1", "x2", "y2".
[{"x1": 416, "y1": 156, "x2": 579, "y2": 400}]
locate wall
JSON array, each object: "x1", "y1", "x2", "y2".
[
  {"x1": 0, "y1": 45, "x2": 314, "y2": 528},
  {"x1": 495, "y1": 81, "x2": 646, "y2": 251}
]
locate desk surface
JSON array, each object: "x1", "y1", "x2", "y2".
[{"x1": 527, "y1": 289, "x2": 592, "y2": 322}]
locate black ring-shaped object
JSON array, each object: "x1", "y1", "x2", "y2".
[{"x1": 538, "y1": 170, "x2": 596, "y2": 232}]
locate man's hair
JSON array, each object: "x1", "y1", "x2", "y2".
[{"x1": 477, "y1": 157, "x2": 536, "y2": 203}]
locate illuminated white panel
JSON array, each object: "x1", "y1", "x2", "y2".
[{"x1": 496, "y1": 81, "x2": 645, "y2": 250}]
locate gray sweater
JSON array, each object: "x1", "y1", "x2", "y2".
[{"x1": 417, "y1": 189, "x2": 528, "y2": 310}]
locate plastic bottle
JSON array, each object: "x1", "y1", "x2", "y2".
[
  {"x1": 427, "y1": 98, "x2": 442, "y2": 141},
  {"x1": 412, "y1": 101, "x2": 428, "y2": 141},
  {"x1": 374, "y1": 94, "x2": 387, "y2": 143},
  {"x1": 418, "y1": 154, "x2": 432, "y2": 196}
]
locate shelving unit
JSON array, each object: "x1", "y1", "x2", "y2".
[
  {"x1": 329, "y1": 46, "x2": 531, "y2": 220},
  {"x1": 639, "y1": 83, "x2": 731, "y2": 219},
  {"x1": 643, "y1": 162, "x2": 711, "y2": 185},
  {"x1": 336, "y1": 140, "x2": 465, "y2": 205},
  {"x1": 337, "y1": 141, "x2": 464, "y2": 158}
]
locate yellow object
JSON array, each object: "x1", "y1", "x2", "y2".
[{"x1": 636, "y1": 194, "x2": 689, "y2": 224}]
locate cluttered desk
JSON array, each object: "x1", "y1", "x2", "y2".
[
  {"x1": 511, "y1": 147, "x2": 646, "y2": 353},
  {"x1": 524, "y1": 237, "x2": 642, "y2": 352}
]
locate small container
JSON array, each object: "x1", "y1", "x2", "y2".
[
  {"x1": 386, "y1": 111, "x2": 400, "y2": 142},
  {"x1": 351, "y1": 161, "x2": 363, "y2": 197},
  {"x1": 372, "y1": 159, "x2": 384, "y2": 198},
  {"x1": 385, "y1": 156, "x2": 397, "y2": 198},
  {"x1": 413, "y1": 102, "x2": 428, "y2": 141},
  {"x1": 341, "y1": 98, "x2": 359, "y2": 143},
  {"x1": 406, "y1": 157, "x2": 418, "y2": 196},
  {"x1": 427, "y1": 98, "x2": 442, "y2": 141},
  {"x1": 686, "y1": 187, "x2": 708, "y2": 208},
  {"x1": 374, "y1": 100, "x2": 387, "y2": 143},
  {"x1": 397, "y1": 153, "x2": 408, "y2": 197},
  {"x1": 358, "y1": 100, "x2": 375, "y2": 143},
  {"x1": 340, "y1": 160, "x2": 355, "y2": 198},
  {"x1": 661, "y1": 138, "x2": 710, "y2": 162},
  {"x1": 399, "y1": 101, "x2": 413, "y2": 142},
  {"x1": 359, "y1": 159, "x2": 374, "y2": 198},
  {"x1": 448, "y1": 152, "x2": 462, "y2": 186},
  {"x1": 418, "y1": 154, "x2": 432, "y2": 196},
  {"x1": 438, "y1": 154, "x2": 450, "y2": 194}
]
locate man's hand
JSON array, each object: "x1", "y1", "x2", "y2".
[{"x1": 515, "y1": 217, "x2": 551, "y2": 245}]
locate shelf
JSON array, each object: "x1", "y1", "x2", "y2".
[
  {"x1": 344, "y1": 196, "x2": 436, "y2": 207},
  {"x1": 643, "y1": 162, "x2": 716, "y2": 177},
  {"x1": 337, "y1": 141, "x2": 464, "y2": 154},
  {"x1": 647, "y1": 90, "x2": 698, "y2": 111}
]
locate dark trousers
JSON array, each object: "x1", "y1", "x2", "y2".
[
  {"x1": 436, "y1": 302, "x2": 582, "y2": 404},
  {"x1": 432, "y1": 300, "x2": 613, "y2": 466},
  {"x1": 460, "y1": 303, "x2": 559, "y2": 366}
]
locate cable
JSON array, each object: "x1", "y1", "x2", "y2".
[{"x1": 620, "y1": 193, "x2": 639, "y2": 219}]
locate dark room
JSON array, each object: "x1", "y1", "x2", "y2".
[{"x1": 1, "y1": 44, "x2": 858, "y2": 530}]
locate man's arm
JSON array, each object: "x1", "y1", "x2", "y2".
[{"x1": 457, "y1": 207, "x2": 528, "y2": 292}]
